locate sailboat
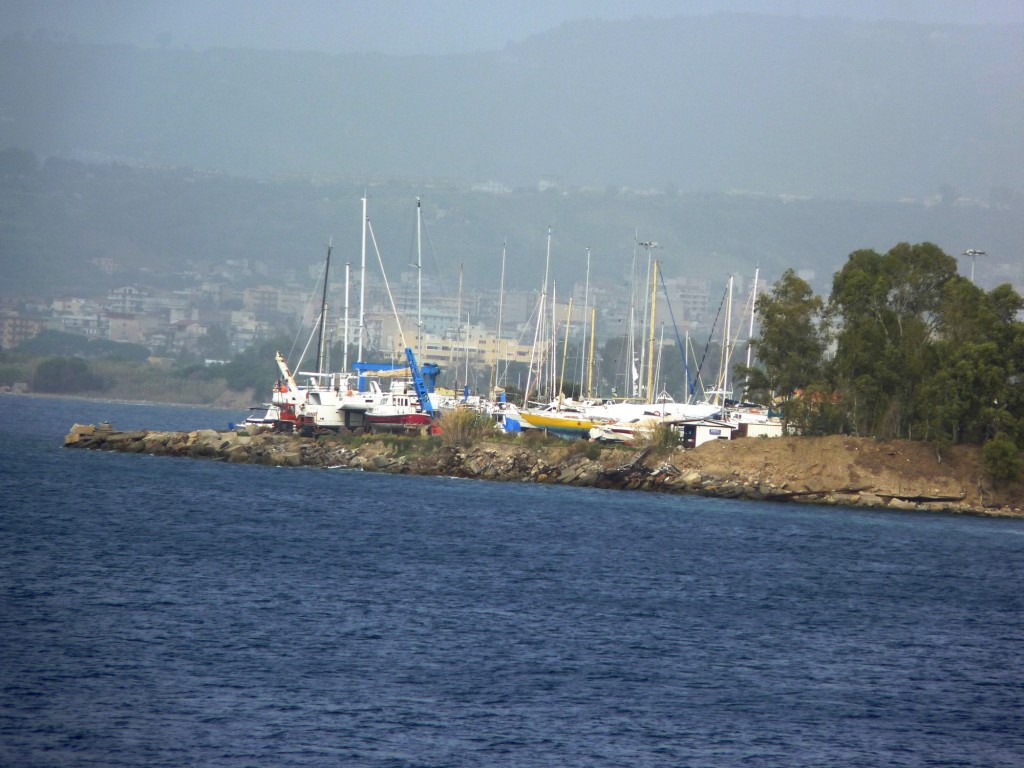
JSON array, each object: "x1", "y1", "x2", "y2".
[
  {"x1": 258, "y1": 196, "x2": 412, "y2": 433},
  {"x1": 515, "y1": 229, "x2": 597, "y2": 438},
  {"x1": 292, "y1": 239, "x2": 382, "y2": 431},
  {"x1": 362, "y1": 198, "x2": 438, "y2": 432}
]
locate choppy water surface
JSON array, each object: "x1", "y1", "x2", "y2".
[{"x1": 2, "y1": 396, "x2": 1023, "y2": 766}]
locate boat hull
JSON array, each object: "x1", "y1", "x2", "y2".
[
  {"x1": 518, "y1": 410, "x2": 595, "y2": 439},
  {"x1": 365, "y1": 413, "x2": 432, "y2": 428}
]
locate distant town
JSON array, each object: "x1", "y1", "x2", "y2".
[{"x1": 1, "y1": 250, "x2": 761, "y2": 393}]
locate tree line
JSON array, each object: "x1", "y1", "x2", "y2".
[{"x1": 742, "y1": 242, "x2": 1023, "y2": 476}]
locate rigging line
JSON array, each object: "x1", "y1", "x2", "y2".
[
  {"x1": 296, "y1": 313, "x2": 323, "y2": 375},
  {"x1": 419, "y1": 208, "x2": 453, "y2": 308},
  {"x1": 523, "y1": 288, "x2": 547, "y2": 406},
  {"x1": 497, "y1": 291, "x2": 543, "y2": 388},
  {"x1": 657, "y1": 266, "x2": 692, "y2": 398},
  {"x1": 404, "y1": 201, "x2": 427, "y2": 326},
  {"x1": 367, "y1": 218, "x2": 407, "y2": 350},
  {"x1": 693, "y1": 281, "x2": 729, "y2": 397},
  {"x1": 685, "y1": 333, "x2": 701, "y2": 395},
  {"x1": 610, "y1": 324, "x2": 630, "y2": 397},
  {"x1": 730, "y1": 283, "x2": 756, "y2": 354},
  {"x1": 288, "y1": 253, "x2": 330, "y2": 371},
  {"x1": 315, "y1": 240, "x2": 333, "y2": 374}
]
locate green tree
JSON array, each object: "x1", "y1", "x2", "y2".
[
  {"x1": 32, "y1": 357, "x2": 105, "y2": 393},
  {"x1": 829, "y1": 242, "x2": 957, "y2": 438},
  {"x1": 16, "y1": 331, "x2": 150, "y2": 362},
  {"x1": 747, "y1": 269, "x2": 827, "y2": 400},
  {"x1": 739, "y1": 269, "x2": 828, "y2": 430},
  {"x1": 921, "y1": 279, "x2": 1024, "y2": 445},
  {"x1": 200, "y1": 336, "x2": 294, "y2": 396}
]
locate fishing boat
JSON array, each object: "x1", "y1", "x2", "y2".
[
  {"x1": 297, "y1": 373, "x2": 385, "y2": 431},
  {"x1": 269, "y1": 353, "x2": 304, "y2": 431},
  {"x1": 268, "y1": 349, "x2": 386, "y2": 432},
  {"x1": 364, "y1": 380, "x2": 433, "y2": 431}
]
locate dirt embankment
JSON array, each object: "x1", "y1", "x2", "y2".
[
  {"x1": 668, "y1": 435, "x2": 1019, "y2": 514},
  {"x1": 64, "y1": 425, "x2": 1024, "y2": 517}
]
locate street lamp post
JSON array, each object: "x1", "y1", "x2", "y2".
[{"x1": 962, "y1": 249, "x2": 986, "y2": 284}]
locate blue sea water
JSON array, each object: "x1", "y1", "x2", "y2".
[{"x1": 2, "y1": 395, "x2": 1023, "y2": 767}]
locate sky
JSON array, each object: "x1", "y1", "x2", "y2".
[{"x1": 5, "y1": 0, "x2": 1024, "y2": 55}]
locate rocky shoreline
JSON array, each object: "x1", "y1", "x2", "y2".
[{"x1": 64, "y1": 423, "x2": 1024, "y2": 518}]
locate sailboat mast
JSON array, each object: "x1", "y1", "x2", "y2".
[
  {"x1": 452, "y1": 263, "x2": 463, "y2": 371},
  {"x1": 719, "y1": 274, "x2": 734, "y2": 406},
  {"x1": 416, "y1": 197, "x2": 423, "y2": 354},
  {"x1": 639, "y1": 243, "x2": 652, "y2": 398},
  {"x1": 578, "y1": 247, "x2": 590, "y2": 396},
  {"x1": 492, "y1": 239, "x2": 506, "y2": 395},
  {"x1": 646, "y1": 259, "x2": 658, "y2": 404},
  {"x1": 316, "y1": 240, "x2": 332, "y2": 375},
  {"x1": 744, "y1": 266, "x2": 759, "y2": 400},
  {"x1": 587, "y1": 306, "x2": 596, "y2": 399},
  {"x1": 627, "y1": 236, "x2": 638, "y2": 398},
  {"x1": 685, "y1": 329, "x2": 692, "y2": 402},
  {"x1": 464, "y1": 311, "x2": 470, "y2": 391},
  {"x1": 343, "y1": 261, "x2": 350, "y2": 373},
  {"x1": 550, "y1": 279, "x2": 558, "y2": 400},
  {"x1": 528, "y1": 290, "x2": 544, "y2": 405},
  {"x1": 542, "y1": 228, "x2": 552, "y2": 400},
  {"x1": 656, "y1": 322, "x2": 666, "y2": 412},
  {"x1": 357, "y1": 194, "x2": 368, "y2": 363},
  {"x1": 523, "y1": 228, "x2": 551, "y2": 406},
  {"x1": 636, "y1": 240, "x2": 658, "y2": 399},
  {"x1": 559, "y1": 297, "x2": 572, "y2": 399}
]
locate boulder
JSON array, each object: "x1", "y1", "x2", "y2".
[
  {"x1": 226, "y1": 445, "x2": 251, "y2": 463},
  {"x1": 682, "y1": 471, "x2": 703, "y2": 486},
  {"x1": 887, "y1": 497, "x2": 919, "y2": 511}
]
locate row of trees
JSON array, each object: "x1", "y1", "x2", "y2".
[
  {"x1": 14, "y1": 332, "x2": 286, "y2": 401},
  {"x1": 743, "y1": 242, "x2": 1024, "y2": 452}
]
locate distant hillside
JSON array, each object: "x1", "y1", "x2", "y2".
[
  {"x1": 1, "y1": 156, "x2": 1020, "y2": 299},
  {"x1": 1, "y1": 13, "x2": 1022, "y2": 202}
]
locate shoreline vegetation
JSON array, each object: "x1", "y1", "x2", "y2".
[
  {"x1": 7, "y1": 388, "x2": 257, "y2": 410},
  {"x1": 64, "y1": 422, "x2": 1024, "y2": 519}
]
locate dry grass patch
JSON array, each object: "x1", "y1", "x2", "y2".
[{"x1": 436, "y1": 408, "x2": 492, "y2": 447}]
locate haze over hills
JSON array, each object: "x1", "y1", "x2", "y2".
[
  {"x1": 2, "y1": 13, "x2": 1022, "y2": 201},
  {"x1": 1, "y1": 155, "x2": 1020, "y2": 302},
  {"x1": 0, "y1": 12, "x2": 1021, "y2": 300}
]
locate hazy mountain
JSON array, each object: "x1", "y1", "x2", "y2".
[
  {"x1": 2, "y1": 13, "x2": 1021, "y2": 202},
  {"x1": 2, "y1": 154, "x2": 1020, "y2": 301}
]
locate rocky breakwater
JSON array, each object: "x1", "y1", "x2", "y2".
[{"x1": 64, "y1": 424, "x2": 1023, "y2": 517}]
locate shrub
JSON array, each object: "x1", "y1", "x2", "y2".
[
  {"x1": 32, "y1": 356, "x2": 105, "y2": 393},
  {"x1": 564, "y1": 439, "x2": 602, "y2": 461},
  {"x1": 631, "y1": 420, "x2": 679, "y2": 452},
  {"x1": 381, "y1": 435, "x2": 418, "y2": 456},
  {"x1": 983, "y1": 432, "x2": 1022, "y2": 485},
  {"x1": 436, "y1": 408, "x2": 491, "y2": 447}
]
